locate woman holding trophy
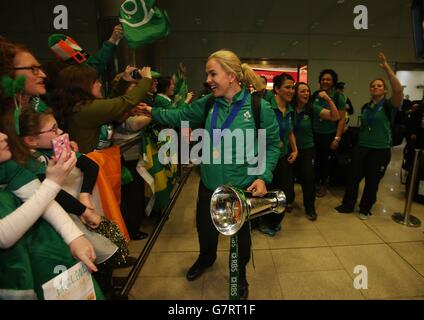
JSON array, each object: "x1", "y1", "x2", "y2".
[{"x1": 140, "y1": 49, "x2": 280, "y2": 300}]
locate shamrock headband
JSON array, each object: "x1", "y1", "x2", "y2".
[{"x1": 1, "y1": 75, "x2": 26, "y2": 136}]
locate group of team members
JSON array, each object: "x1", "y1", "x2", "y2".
[
  {"x1": 139, "y1": 50, "x2": 403, "y2": 300},
  {"x1": 0, "y1": 25, "x2": 402, "y2": 301}
]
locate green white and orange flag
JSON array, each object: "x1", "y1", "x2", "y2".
[{"x1": 119, "y1": 0, "x2": 170, "y2": 49}]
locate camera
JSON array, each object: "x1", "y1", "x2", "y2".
[{"x1": 131, "y1": 69, "x2": 142, "y2": 79}]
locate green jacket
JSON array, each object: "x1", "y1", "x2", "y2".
[
  {"x1": 0, "y1": 160, "x2": 36, "y2": 192},
  {"x1": 86, "y1": 41, "x2": 117, "y2": 74},
  {"x1": 152, "y1": 89, "x2": 281, "y2": 190},
  {"x1": 154, "y1": 94, "x2": 174, "y2": 109},
  {"x1": 359, "y1": 98, "x2": 393, "y2": 149},
  {"x1": 68, "y1": 77, "x2": 152, "y2": 153}
]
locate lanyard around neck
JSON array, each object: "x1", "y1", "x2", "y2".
[{"x1": 210, "y1": 91, "x2": 249, "y2": 147}]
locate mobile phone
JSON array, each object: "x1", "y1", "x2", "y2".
[{"x1": 51, "y1": 133, "x2": 72, "y2": 161}]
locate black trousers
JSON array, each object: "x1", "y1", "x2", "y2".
[
  {"x1": 196, "y1": 181, "x2": 251, "y2": 278},
  {"x1": 263, "y1": 155, "x2": 293, "y2": 227},
  {"x1": 120, "y1": 159, "x2": 146, "y2": 238},
  {"x1": 294, "y1": 147, "x2": 316, "y2": 213},
  {"x1": 342, "y1": 146, "x2": 391, "y2": 212},
  {"x1": 314, "y1": 132, "x2": 336, "y2": 186}
]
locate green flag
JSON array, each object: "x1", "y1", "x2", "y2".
[{"x1": 119, "y1": 0, "x2": 170, "y2": 49}]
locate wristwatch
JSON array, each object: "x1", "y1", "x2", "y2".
[{"x1": 334, "y1": 136, "x2": 341, "y2": 142}]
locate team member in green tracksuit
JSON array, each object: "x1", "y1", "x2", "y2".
[
  {"x1": 312, "y1": 69, "x2": 346, "y2": 198},
  {"x1": 257, "y1": 75, "x2": 275, "y2": 103},
  {"x1": 292, "y1": 83, "x2": 340, "y2": 221},
  {"x1": 336, "y1": 53, "x2": 403, "y2": 220},
  {"x1": 141, "y1": 50, "x2": 280, "y2": 300},
  {"x1": 258, "y1": 73, "x2": 298, "y2": 236},
  {"x1": 154, "y1": 76, "x2": 193, "y2": 110}
]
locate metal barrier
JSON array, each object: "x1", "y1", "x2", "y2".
[
  {"x1": 115, "y1": 136, "x2": 193, "y2": 299},
  {"x1": 392, "y1": 148, "x2": 422, "y2": 227}
]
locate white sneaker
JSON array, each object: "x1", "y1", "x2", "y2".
[{"x1": 359, "y1": 213, "x2": 370, "y2": 220}]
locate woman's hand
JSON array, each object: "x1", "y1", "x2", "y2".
[
  {"x1": 122, "y1": 66, "x2": 139, "y2": 82},
  {"x1": 70, "y1": 141, "x2": 79, "y2": 152},
  {"x1": 131, "y1": 102, "x2": 149, "y2": 116},
  {"x1": 185, "y1": 92, "x2": 194, "y2": 104},
  {"x1": 318, "y1": 91, "x2": 331, "y2": 102},
  {"x1": 45, "y1": 151, "x2": 77, "y2": 186},
  {"x1": 108, "y1": 24, "x2": 124, "y2": 45},
  {"x1": 140, "y1": 66, "x2": 151, "y2": 79},
  {"x1": 330, "y1": 139, "x2": 340, "y2": 150},
  {"x1": 69, "y1": 236, "x2": 98, "y2": 272},
  {"x1": 246, "y1": 179, "x2": 267, "y2": 197},
  {"x1": 138, "y1": 104, "x2": 153, "y2": 117},
  {"x1": 80, "y1": 208, "x2": 101, "y2": 229},
  {"x1": 287, "y1": 151, "x2": 298, "y2": 164},
  {"x1": 378, "y1": 52, "x2": 390, "y2": 71}
]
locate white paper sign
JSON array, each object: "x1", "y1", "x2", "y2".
[{"x1": 42, "y1": 262, "x2": 96, "y2": 300}]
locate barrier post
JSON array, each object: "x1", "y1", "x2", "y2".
[{"x1": 392, "y1": 149, "x2": 422, "y2": 227}]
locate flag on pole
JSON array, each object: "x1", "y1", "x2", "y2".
[{"x1": 119, "y1": 0, "x2": 170, "y2": 49}]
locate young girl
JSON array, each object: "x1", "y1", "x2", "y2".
[{"x1": 0, "y1": 131, "x2": 107, "y2": 299}]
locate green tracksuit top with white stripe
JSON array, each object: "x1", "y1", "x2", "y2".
[
  {"x1": 152, "y1": 88, "x2": 281, "y2": 190},
  {"x1": 359, "y1": 98, "x2": 393, "y2": 149}
]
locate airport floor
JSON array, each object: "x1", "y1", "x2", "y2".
[{"x1": 117, "y1": 144, "x2": 424, "y2": 300}]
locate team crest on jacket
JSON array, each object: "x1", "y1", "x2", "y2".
[{"x1": 244, "y1": 111, "x2": 252, "y2": 122}]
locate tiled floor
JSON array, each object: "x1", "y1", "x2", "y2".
[{"x1": 124, "y1": 145, "x2": 424, "y2": 300}]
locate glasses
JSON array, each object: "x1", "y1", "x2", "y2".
[
  {"x1": 37, "y1": 123, "x2": 59, "y2": 135},
  {"x1": 13, "y1": 65, "x2": 43, "y2": 75}
]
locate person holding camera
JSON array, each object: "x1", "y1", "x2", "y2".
[{"x1": 51, "y1": 65, "x2": 152, "y2": 153}]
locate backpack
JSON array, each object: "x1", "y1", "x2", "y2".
[
  {"x1": 361, "y1": 100, "x2": 406, "y2": 146},
  {"x1": 203, "y1": 92, "x2": 262, "y2": 132}
]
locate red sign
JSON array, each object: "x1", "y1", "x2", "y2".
[{"x1": 254, "y1": 69, "x2": 298, "y2": 82}]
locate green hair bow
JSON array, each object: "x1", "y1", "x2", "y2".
[{"x1": 1, "y1": 75, "x2": 26, "y2": 136}]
